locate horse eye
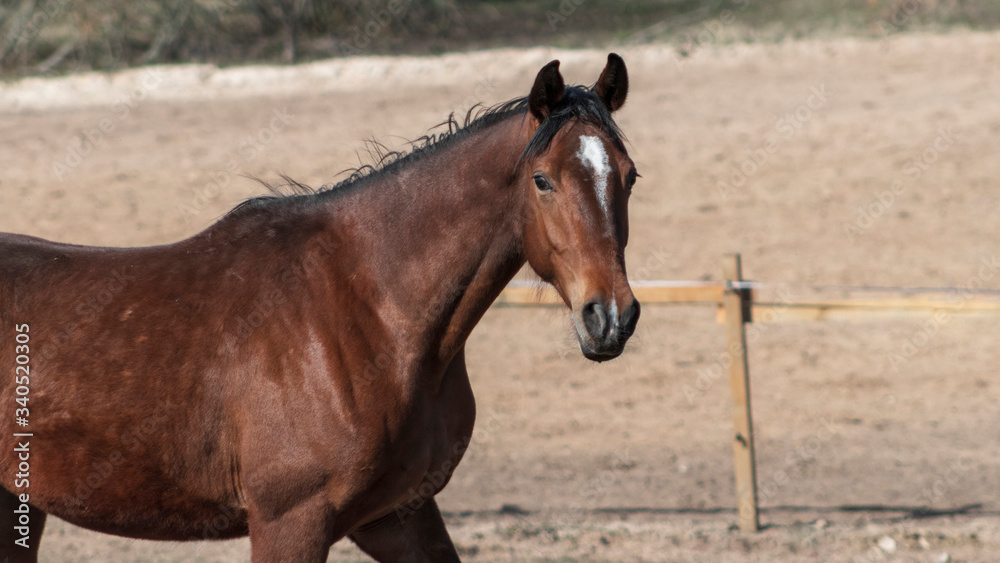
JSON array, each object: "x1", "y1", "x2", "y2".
[
  {"x1": 626, "y1": 171, "x2": 638, "y2": 190},
  {"x1": 533, "y1": 174, "x2": 552, "y2": 192}
]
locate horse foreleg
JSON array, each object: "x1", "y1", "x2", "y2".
[
  {"x1": 247, "y1": 496, "x2": 334, "y2": 563},
  {"x1": 0, "y1": 488, "x2": 46, "y2": 563},
  {"x1": 349, "y1": 497, "x2": 460, "y2": 563}
]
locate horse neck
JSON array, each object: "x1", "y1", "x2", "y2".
[{"x1": 330, "y1": 114, "x2": 533, "y2": 369}]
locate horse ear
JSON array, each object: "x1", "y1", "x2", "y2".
[
  {"x1": 528, "y1": 60, "x2": 564, "y2": 123},
  {"x1": 595, "y1": 53, "x2": 628, "y2": 112}
]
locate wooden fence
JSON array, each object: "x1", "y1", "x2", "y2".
[{"x1": 495, "y1": 253, "x2": 1000, "y2": 532}]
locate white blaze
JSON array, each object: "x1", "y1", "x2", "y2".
[{"x1": 576, "y1": 135, "x2": 612, "y2": 224}]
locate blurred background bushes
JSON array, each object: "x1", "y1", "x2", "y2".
[{"x1": 1, "y1": 0, "x2": 999, "y2": 77}]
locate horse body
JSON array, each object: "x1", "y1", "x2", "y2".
[{"x1": 0, "y1": 55, "x2": 639, "y2": 561}]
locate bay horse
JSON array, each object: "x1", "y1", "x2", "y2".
[{"x1": 0, "y1": 54, "x2": 640, "y2": 562}]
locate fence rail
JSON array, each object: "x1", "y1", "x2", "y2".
[{"x1": 498, "y1": 280, "x2": 1000, "y2": 319}]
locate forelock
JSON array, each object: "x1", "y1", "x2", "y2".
[{"x1": 518, "y1": 86, "x2": 626, "y2": 167}]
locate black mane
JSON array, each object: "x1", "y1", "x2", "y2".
[{"x1": 228, "y1": 83, "x2": 625, "y2": 216}]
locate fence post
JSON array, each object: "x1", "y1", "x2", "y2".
[{"x1": 722, "y1": 253, "x2": 759, "y2": 532}]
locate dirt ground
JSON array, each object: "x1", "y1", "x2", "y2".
[{"x1": 2, "y1": 31, "x2": 1000, "y2": 561}]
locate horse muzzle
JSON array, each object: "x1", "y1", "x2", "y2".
[{"x1": 574, "y1": 297, "x2": 640, "y2": 362}]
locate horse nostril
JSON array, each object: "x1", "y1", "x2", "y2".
[
  {"x1": 619, "y1": 300, "x2": 640, "y2": 339},
  {"x1": 581, "y1": 300, "x2": 609, "y2": 341}
]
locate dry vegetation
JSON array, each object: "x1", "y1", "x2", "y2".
[{"x1": 2, "y1": 0, "x2": 1000, "y2": 77}]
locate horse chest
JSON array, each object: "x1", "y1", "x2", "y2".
[
  {"x1": 371, "y1": 409, "x2": 471, "y2": 524},
  {"x1": 346, "y1": 360, "x2": 476, "y2": 523}
]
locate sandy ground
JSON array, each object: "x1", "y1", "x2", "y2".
[{"x1": 2, "y1": 31, "x2": 1000, "y2": 561}]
